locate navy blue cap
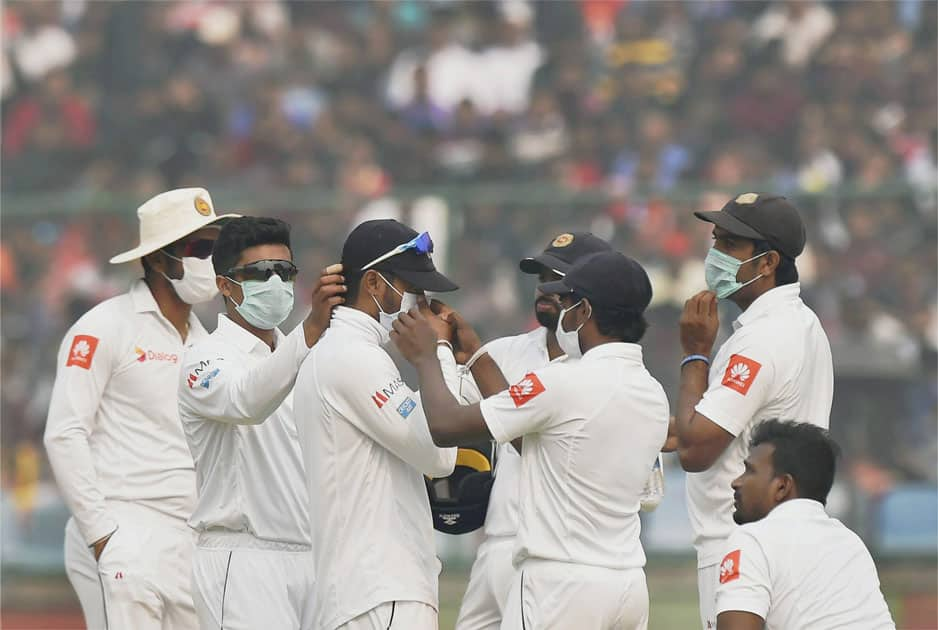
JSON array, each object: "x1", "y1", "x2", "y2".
[{"x1": 538, "y1": 251, "x2": 652, "y2": 313}]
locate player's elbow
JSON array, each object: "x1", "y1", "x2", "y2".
[
  {"x1": 429, "y1": 425, "x2": 460, "y2": 448},
  {"x1": 677, "y1": 445, "x2": 714, "y2": 472}
]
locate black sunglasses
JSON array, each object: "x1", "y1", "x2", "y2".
[
  {"x1": 164, "y1": 238, "x2": 216, "y2": 260},
  {"x1": 225, "y1": 259, "x2": 299, "y2": 282}
]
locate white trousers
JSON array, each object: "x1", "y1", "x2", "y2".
[
  {"x1": 338, "y1": 601, "x2": 437, "y2": 630},
  {"x1": 64, "y1": 502, "x2": 198, "y2": 630},
  {"x1": 455, "y1": 536, "x2": 515, "y2": 630},
  {"x1": 697, "y1": 563, "x2": 720, "y2": 630},
  {"x1": 500, "y1": 560, "x2": 648, "y2": 630},
  {"x1": 191, "y1": 533, "x2": 315, "y2": 630}
]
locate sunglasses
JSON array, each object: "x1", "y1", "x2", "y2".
[
  {"x1": 225, "y1": 259, "x2": 299, "y2": 283},
  {"x1": 165, "y1": 238, "x2": 216, "y2": 260},
  {"x1": 360, "y1": 232, "x2": 434, "y2": 271}
]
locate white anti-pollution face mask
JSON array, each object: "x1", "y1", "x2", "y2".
[
  {"x1": 555, "y1": 299, "x2": 589, "y2": 359},
  {"x1": 162, "y1": 253, "x2": 219, "y2": 304},
  {"x1": 372, "y1": 272, "x2": 418, "y2": 332}
]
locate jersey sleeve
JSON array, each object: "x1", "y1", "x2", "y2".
[
  {"x1": 714, "y1": 528, "x2": 772, "y2": 619},
  {"x1": 695, "y1": 334, "x2": 777, "y2": 437},
  {"x1": 479, "y1": 367, "x2": 562, "y2": 444},
  {"x1": 43, "y1": 307, "x2": 120, "y2": 545},
  {"x1": 178, "y1": 325, "x2": 309, "y2": 425},
  {"x1": 324, "y1": 347, "x2": 456, "y2": 478}
]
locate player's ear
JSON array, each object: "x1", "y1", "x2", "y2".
[{"x1": 773, "y1": 473, "x2": 795, "y2": 502}]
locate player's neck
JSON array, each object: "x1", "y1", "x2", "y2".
[
  {"x1": 545, "y1": 328, "x2": 565, "y2": 360},
  {"x1": 146, "y1": 275, "x2": 193, "y2": 342}
]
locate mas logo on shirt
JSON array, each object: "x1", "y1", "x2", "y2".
[
  {"x1": 66, "y1": 335, "x2": 99, "y2": 369},
  {"x1": 396, "y1": 397, "x2": 417, "y2": 419},
  {"x1": 721, "y1": 354, "x2": 762, "y2": 396},
  {"x1": 187, "y1": 360, "x2": 220, "y2": 388},
  {"x1": 719, "y1": 549, "x2": 741, "y2": 584},
  {"x1": 509, "y1": 373, "x2": 546, "y2": 407},
  {"x1": 372, "y1": 377, "x2": 405, "y2": 409}
]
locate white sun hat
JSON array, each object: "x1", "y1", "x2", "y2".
[{"x1": 109, "y1": 188, "x2": 241, "y2": 264}]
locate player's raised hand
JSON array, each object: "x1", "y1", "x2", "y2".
[
  {"x1": 391, "y1": 304, "x2": 438, "y2": 365},
  {"x1": 416, "y1": 295, "x2": 455, "y2": 344},
  {"x1": 303, "y1": 263, "x2": 346, "y2": 347},
  {"x1": 433, "y1": 303, "x2": 483, "y2": 365},
  {"x1": 680, "y1": 290, "x2": 719, "y2": 357}
]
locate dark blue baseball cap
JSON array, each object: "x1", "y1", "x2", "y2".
[{"x1": 538, "y1": 251, "x2": 652, "y2": 313}]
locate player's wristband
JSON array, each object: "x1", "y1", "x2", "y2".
[
  {"x1": 681, "y1": 354, "x2": 710, "y2": 368},
  {"x1": 437, "y1": 339, "x2": 454, "y2": 352},
  {"x1": 465, "y1": 347, "x2": 490, "y2": 370}
]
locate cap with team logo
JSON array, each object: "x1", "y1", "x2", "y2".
[
  {"x1": 538, "y1": 250, "x2": 652, "y2": 314},
  {"x1": 694, "y1": 193, "x2": 806, "y2": 259},
  {"x1": 519, "y1": 232, "x2": 612, "y2": 276},
  {"x1": 110, "y1": 188, "x2": 240, "y2": 264}
]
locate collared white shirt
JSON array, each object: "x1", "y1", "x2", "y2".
[
  {"x1": 687, "y1": 283, "x2": 834, "y2": 567},
  {"x1": 294, "y1": 306, "x2": 458, "y2": 630},
  {"x1": 44, "y1": 279, "x2": 207, "y2": 545},
  {"x1": 479, "y1": 343, "x2": 669, "y2": 569},
  {"x1": 715, "y1": 499, "x2": 895, "y2": 629},
  {"x1": 457, "y1": 326, "x2": 567, "y2": 538},
  {"x1": 178, "y1": 314, "x2": 311, "y2": 546}
]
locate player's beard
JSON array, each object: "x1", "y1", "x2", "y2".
[{"x1": 534, "y1": 297, "x2": 560, "y2": 330}]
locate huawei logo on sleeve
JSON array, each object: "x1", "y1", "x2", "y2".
[
  {"x1": 509, "y1": 373, "x2": 546, "y2": 407},
  {"x1": 721, "y1": 354, "x2": 762, "y2": 395}
]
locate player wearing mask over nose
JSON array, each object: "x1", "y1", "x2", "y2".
[
  {"x1": 393, "y1": 251, "x2": 670, "y2": 630},
  {"x1": 177, "y1": 217, "x2": 346, "y2": 630},
  {"x1": 293, "y1": 219, "x2": 463, "y2": 630},
  {"x1": 663, "y1": 193, "x2": 834, "y2": 630},
  {"x1": 45, "y1": 188, "x2": 239, "y2": 629}
]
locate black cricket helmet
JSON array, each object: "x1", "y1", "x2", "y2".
[{"x1": 426, "y1": 441, "x2": 496, "y2": 535}]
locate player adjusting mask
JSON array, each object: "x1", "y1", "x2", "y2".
[
  {"x1": 704, "y1": 248, "x2": 768, "y2": 299},
  {"x1": 228, "y1": 275, "x2": 295, "y2": 330},
  {"x1": 556, "y1": 299, "x2": 589, "y2": 359},
  {"x1": 162, "y1": 255, "x2": 219, "y2": 304},
  {"x1": 373, "y1": 272, "x2": 418, "y2": 332}
]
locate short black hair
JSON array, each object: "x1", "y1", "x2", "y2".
[
  {"x1": 572, "y1": 292, "x2": 648, "y2": 343},
  {"x1": 752, "y1": 239, "x2": 798, "y2": 286},
  {"x1": 750, "y1": 420, "x2": 840, "y2": 505},
  {"x1": 212, "y1": 217, "x2": 292, "y2": 276}
]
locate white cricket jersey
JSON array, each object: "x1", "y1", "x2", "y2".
[
  {"x1": 44, "y1": 279, "x2": 207, "y2": 545},
  {"x1": 686, "y1": 283, "x2": 834, "y2": 567},
  {"x1": 715, "y1": 499, "x2": 895, "y2": 629},
  {"x1": 294, "y1": 306, "x2": 458, "y2": 630},
  {"x1": 479, "y1": 343, "x2": 669, "y2": 569},
  {"x1": 457, "y1": 326, "x2": 567, "y2": 539},
  {"x1": 177, "y1": 314, "x2": 311, "y2": 545}
]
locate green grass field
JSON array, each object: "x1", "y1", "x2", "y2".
[{"x1": 2, "y1": 558, "x2": 935, "y2": 629}]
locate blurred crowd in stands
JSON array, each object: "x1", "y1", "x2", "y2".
[{"x1": 2, "y1": 0, "x2": 936, "y2": 507}]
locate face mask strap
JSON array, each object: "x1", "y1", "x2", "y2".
[{"x1": 560, "y1": 299, "x2": 585, "y2": 334}]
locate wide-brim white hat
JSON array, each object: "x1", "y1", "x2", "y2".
[{"x1": 109, "y1": 187, "x2": 241, "y2": 264}]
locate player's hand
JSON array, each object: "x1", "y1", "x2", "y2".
[
  {"x1": 416, "y1": 295, "x2": 455, "y2": 344},
  {"x1": 92, "y1": 532, "x2": 114, "y2": 562},
  {"x1": 680, "y1": 290, "x2": 719, "y2": 357},
  {"x1": 430, "y1": 300, "x2": 482, "y2": 364},
  {"x1": 391, "y1": 305, "x2": 439, "y2": 365},
  {"x1": 303, "y1": 264, "x2": 346, "y2": 347}
]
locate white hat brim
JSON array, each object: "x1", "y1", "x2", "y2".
[{"x1": 109, "y1": 212, "x2": 241, "y2": 264}]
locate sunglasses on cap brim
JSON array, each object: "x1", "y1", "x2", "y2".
[
  {"x1": 360, "y1": 232, "x2": 434, "y2": 271},
  {"x1": 225, "y1": 259, "x2": 299, "y2": 282}
]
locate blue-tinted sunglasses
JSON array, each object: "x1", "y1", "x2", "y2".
[{"x1": 360, "y1": 232, "x2": 434, "y2": 271}]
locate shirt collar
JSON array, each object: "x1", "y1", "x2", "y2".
[
  {"x1": 130, "y1": 278, "x2": 207, "y2": 339},
  {"x1": 331, "y1": 306, "x2": 387, "y2": 345},
  {"x1": 766, "y1": 498, "x2": 827, "y2": 520},
  {"x1": 581, "y1": 342, "x2": 644, "y2": 364},
  {"x1": 733, "y1": 282, "x2": 802, "y2": 331},
  {"x1": 214, "y1": 314, "x2": 284, "y2": 354},
  {"x1": 130, "y1": 278, "x2": 158, "y2": 313}
]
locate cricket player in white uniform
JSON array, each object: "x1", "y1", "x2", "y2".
[
  {"x1": 177, "y1": 217, "x2": 345, "y2": 630},
  {"x1": 44, "y1": 188, "x2": 239, "y2": 629},
  {"x1": 716, "y1": 420, "x2": 895, "y2": 630},
  {"x1": 393, "y1": 251, "x2": 670, "y2": 630},
  {"x1": 665, "y1": 194, "x2": 834, "y2": 630},
  {"x1": 293, "y1": 219, "x2": 460, "y2": 630},
  {"x1": 454, "y1": 232, "x2": 612, "y2": 630}
]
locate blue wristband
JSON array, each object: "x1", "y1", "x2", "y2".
[{"x1": 681, "y1": 354, "x2": 710, "y2": 368}]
